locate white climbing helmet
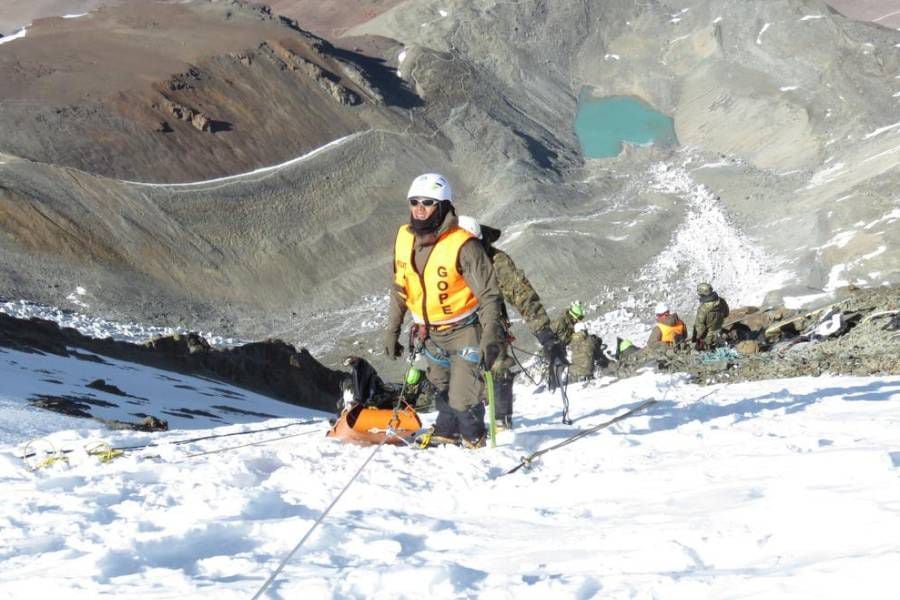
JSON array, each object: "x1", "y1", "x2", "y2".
[
  {"x1": 456, "y1": 215, "x2": 482, "y2": 239},
  {"x1": 654, "y1": 302, "x2": 670, "y2": 315},
  {"x1": 407, "y1": 173, "x2": 452, "y2": 202}
]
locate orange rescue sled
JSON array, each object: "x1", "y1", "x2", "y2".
[{"x1": 327, "y1": 404, "x2": 422, "y2": 446}]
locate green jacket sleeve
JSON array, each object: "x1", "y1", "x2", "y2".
[
  {"x1": 458, "y1": 239, "x2": 504, "y2": 350},
  {"x1": 492, "y1": 250, "x2": 552, "y2": 338},
  {"x1": 552, "y1": 311, "x2": 576, "y2": 346}
]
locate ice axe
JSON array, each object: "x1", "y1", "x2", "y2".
[{"x1": 484, "y1": 369, "x2": 497, "y2": 448}]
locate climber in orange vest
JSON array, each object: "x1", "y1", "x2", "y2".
[
  {"x1": 645, "y1": 302, "x2": 687, "y2": 348},
  {"x1": 383, "y1": 173, "x2": 504, "y2": 448}
]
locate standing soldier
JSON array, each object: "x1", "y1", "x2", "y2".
[
  {"x1": 456, "y1": 216, "x2": 565, "y2": 430},
  {"x1": 383, "y1": 174, "x2": 504, "y2": 448},
  {"x1": 692, "y1": 282, "x2": 730, "y2": 350}
]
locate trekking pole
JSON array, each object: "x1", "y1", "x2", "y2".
[{"x1": 484, "y1": 369, "x2": 497, "y2": 448}]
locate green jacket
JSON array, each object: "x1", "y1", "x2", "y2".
[
  {"x1": 491, "y1": 249, "x2": 552, "y2": 337},
  {"x1": 485, "y1": 247, "x2": 553, "y2": 375},
  {"x1": 552, "y1": 310, "x2": 579, "y2": 347},
  {"x1": 693, "y1": 295, "x2": 730, "y2": 345},
  {"x1": 567, "y1": 330, "x2": 605, "y2": 381}
]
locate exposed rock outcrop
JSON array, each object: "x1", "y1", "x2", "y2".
[
  {"x1": 0, "y1": 312, "x2": 345, "y2": 413},
  {"x1": 260, "y1": 41, "x2": 361, "y2": 105},
  {"x1": 158, "y1": 98, "x2": 214, "y2": 132}
]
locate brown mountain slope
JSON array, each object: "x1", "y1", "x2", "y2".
[
  {"x1": 0, "y1": 0, "x2": 410, "y2": 182},
  {"x1": 266, "y1": 0, "x2": 409, "y2": 38}
]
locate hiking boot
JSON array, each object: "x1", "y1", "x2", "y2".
[
  {"x1": 415, "y1": 427, "x2": 460, "y2": 448},
  {"x1": 460, "y1": 434, "x2": 486, "y2": 449},
  {"x1": 495, "y1": 416, "x2": 513, "y2": 432}
]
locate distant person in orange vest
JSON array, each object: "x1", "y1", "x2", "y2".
[
  {"x1": 383, "y1": 173, "x2": 504, "y2": 448},
  {"x1": 645, "y1": 302, "x2": 687, "y2": 348}
]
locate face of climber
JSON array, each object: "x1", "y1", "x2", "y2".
[{"x1": 409, "y1": 197, "x2": 439, "y2": 221}]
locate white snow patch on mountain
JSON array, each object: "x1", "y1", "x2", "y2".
[
  {"x1": 1, "y1": 369, "x2": 898, "y2": 597},
  {"x1": 0, "y1": 27, "x2": 27, "y2": 46},
  {"x1": 807, "y1": 162, "x2": 847, "y2": 188},
  {"x1": 826, "y1": 263, "x2": 849, "y2": 290},
  {"x1": 819, "y1": 230, "x2": 858, "y2": 250},
  {"x1": 639, "y1": 162, "x2": 790, "y2": 309},
  {"x1": 783, "y1": 292, "x2": 831, "y2": 309},
  {"x1": 121, "y1": 133, "x2": 362, "y2": 189},
  {"x1": 864, "y1": 208, "x2": 900, "y2": 229},
  {"x1": 863, "y1": 121, "x2": 900, "y2": 140},
  {"x1": 0, "y1": 299, "x2": 237, "y2": 347}
]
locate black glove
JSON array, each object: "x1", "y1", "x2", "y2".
[
  {"x1": 481, "y1": 342, "x2": 501, "y2": 371},
  {"x1": 383, "y1": 331, "x2": 403, "y2": 359},
  {"x1": 537, "y1": 328, "x2": 567, "y2": 365}
]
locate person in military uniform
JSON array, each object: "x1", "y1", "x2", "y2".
[
  {"x1": 566, "y1": 325, "x2": 609, "y2": 382},
  {"x1": 692, "y1": 282, "x2": 730, "y2": 350},
  {"x1": 456, "y1": 216, "x2": 565, "y2": 430},
  {"x1": 384, "y1": 174, "x2": 504, "y2": 448},
  {"x1": 646, "y1": 302, "x2": 687, "y2": 348},
  {"x1": 552, "y1": 300, "x2": 586, "y2": 347}
]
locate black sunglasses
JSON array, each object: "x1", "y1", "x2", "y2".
[{"x1": 409, "y1": 197, "x2": 439, "y2": 207}]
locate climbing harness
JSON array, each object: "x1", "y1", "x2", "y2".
[{"x1": 503, "y1": 398, "x2": 658, "y2": 476}]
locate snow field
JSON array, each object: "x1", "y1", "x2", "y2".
[
  {"x1": 0, "y1": 345, "x2": 323, "y2": 444},
  {"x1": 2, "y1": 370, "x2": 899, "y2": 598}
]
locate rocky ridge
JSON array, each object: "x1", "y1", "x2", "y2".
[{"x1": 0, "y1": 311, "x2": 345, "y2": 414}]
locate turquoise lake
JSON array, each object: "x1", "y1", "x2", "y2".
[{"x1": 574, "y1": 93, "x2": 678, "y2": 158}]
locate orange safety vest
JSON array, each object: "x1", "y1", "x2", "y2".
[
  {"x1": 656, "y1": 320, "x2": 687, "y2": 344},
  {"x1": 393, "y1": 225, "x2": 479, "y2": 326}
]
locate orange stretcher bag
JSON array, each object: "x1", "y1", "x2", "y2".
[{"x1": 327, "y1": 403, "x2": 422, "y2": 446}]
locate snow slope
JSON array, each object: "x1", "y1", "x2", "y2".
[
  {"x1": 0, "y1": 345, "x2": 325, "y2": 445},
  {"x1": 2, "y1": 362, "x2": 899, "y2": 598}
]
